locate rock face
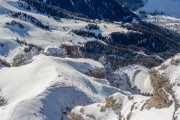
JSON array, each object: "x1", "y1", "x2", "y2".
[
  {"x1": 148, "y1": 69, "x2": 173, "y2": 109},
  {"x1": 13, "y1": 47, "x2": 40, "y2": 67},
  {"x1": 69, "y1": 93, "x2": 127, "y2": 120},
  {"x1": 61, "y1": 44, "x2": 83, "y2": 58},
  {"x1": 85, "y1": 68, "x2": 106, "y2": 79},
  {"x1": 105, "y1": 95, "x2": 122, "y2": 111},
  {"x1": 69, "y1": 112, "x2": 85, "y2": 120},
  {"x1": 147, "y1": 54, "x2": 180, "y2": 119}
]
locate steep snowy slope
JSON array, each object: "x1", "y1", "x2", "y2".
[
  {"x1": 116, "y1": 65, "x2": 152, "y2": 93},
  {"x1": 70, "y1": 54, "x2": 180, "y2": 120},
  {"x1": 0, "y1": 54, "x2": 120, "y2": 120}
]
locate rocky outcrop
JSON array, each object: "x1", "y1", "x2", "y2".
[
  {"x1": 148, "y1": 69, "x2": 173, "y2": 109},
  {"x1": 105, "y1": 96, "x2": 122, "y2": 111},
  {"x1": 69, "y1": 93, "x2": 129, "y2": 120},
  {"x1": 61, "y1": 44, "x2": 83, "y2": 58},
  {"x1": 12, "y1": 47, "x2": 39, "y2": 67},
  {"x1": 0, "y1": 59, "x2": 11, "y2": 68},
  {"x1": 69, "y1": 112, "x2": 85, "y2": 120},
  {"x1": 85, "y1": 68, "x2": 106, "y2": 79}
]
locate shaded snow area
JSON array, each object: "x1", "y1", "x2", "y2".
[
  {"x1": 116, "y1": 65, "x2": 152, "y2": 94},
  {"x1": 137, "y1": 0, "x2": 180, "y2": 18}
]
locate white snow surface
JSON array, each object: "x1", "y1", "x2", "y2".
[
  {"x1": 0, "y1": 0, "x2": 138, "y2": 120},
  {"x1": 118, "y1": 65, "x2": 152, "y2": 93},
  {"x1": 0, "y1": 54, "x2": 119, "y2": 120}
]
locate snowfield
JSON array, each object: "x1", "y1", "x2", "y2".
[{"x1": 0, "y1": 54, "x2": 119, "y2": 120}]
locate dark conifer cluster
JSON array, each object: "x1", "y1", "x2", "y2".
[{"x1": 10, "y1": 12, "x2": 49, "y2": 30}]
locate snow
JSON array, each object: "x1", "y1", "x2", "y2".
[
  {"x1": 43, "y1": 46, "x2": 67, "y2": 57},
  {"x1": 0, "y1": 54, "x2": 119, "y2": 120},
  {"x1": 131, "y1": 103, "x2": 174, "y2": 120},
  {"x1": 0, "y1": 0, "x2": 128, "y2": 64},
  {"x1": 72, "y1": 92, "x2": 174, "y2": 120},
  {"x1": 71, "y1": 53, "x2": 180, "y2": 120},
  {"x1": 116, "y1": 65, "x2": 153, "y2": 93},
  {"x1": 0, "y1": 0, "x2": 179, "y2": 120}
]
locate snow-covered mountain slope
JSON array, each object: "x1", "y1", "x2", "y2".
[
  {"x1": 70, "y1": 54, "x2": 180, "y2": 120},
  {"x1": 0, "y1": 0, "x2": 128, "y2": 46},
  {"x1": 137, "y1": 0, "x2": 180, "y2": 18},
  {"x1": 70, "y1": 93, "x2": 173, "y2": 120},
  {"x1": 0, "y1": 0, "x2": 179, "y2": 67},
  {"x1": 0, "y1": 0, "x2": 130, "y2": 64},
  {"x1": 0, "y1": 54, "x2": 120, "y2": 120},
  {"x1": 2, "y1": 0, "x2": 135, "y2": 39},
  {"x1": 116, "y1": 65, "x2": 152, "y2": 93},
  {"x1": 0, "y1": 0, "x2": 180, "y2": 120}
]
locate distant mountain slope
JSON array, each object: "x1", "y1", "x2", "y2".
[
  {"x1": 137, "y1": 0, "x2": 180, "y2": 18},
  {"x1": 116, "y1": 0, "x2": 144, "y2": 10},
  {"x1": 22, "y1": 0, "x2": 139, "y2": 22}
]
